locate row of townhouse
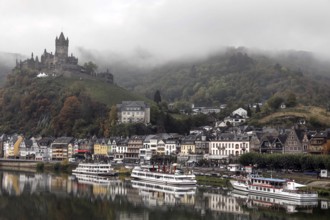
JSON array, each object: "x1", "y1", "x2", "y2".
[
  {"x1": 0, "y1": 126, "x2": 329, "y2": 162},
  {"x1": 249, "y1": 127, "x2": 330, "y2": 155}
]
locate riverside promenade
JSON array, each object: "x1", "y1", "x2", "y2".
[{"x1": 0, "y1": 158, "x2": 39, "y2": 168}]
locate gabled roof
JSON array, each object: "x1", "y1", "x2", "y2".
[
  {"x1": 52, "y1": 137, "x2": 74, "y2": 144},
  {"x1": 261, "y1": 135, "x2": 276, "y2": 143},
  {"x1": 117, "y1": 101, "x2": 149, "y2": 111},
  {"x1": 255, "y1": 132, "x2": 264, "y2": 140},
  {"x1": 216, "y1": 133, "x2": 234, "y2": 140},
  {"x1": 311, "y1": 132, "x2": 327, "y2": 139},
  {"x1": 24, "y1": 139, "x2": 33, "y2": 148},
  {"x1": 117, "y1": 138, "x2": 128, "y2": 145},
  {"x1": 293, "y1": 128, "x2": 306, "y2": 142},
  {"x1": 181, "y1": 135, "x2": 197, "y2": 144},
  {"x1": 277, "y1": 134, "x2": 288, "y2": 144},
  {"x1": 129, "y1": 135, "x2": 146, "y2": 141},
  {"x1": 38, "y1": 137, "x2": 55, "y2": 146}
]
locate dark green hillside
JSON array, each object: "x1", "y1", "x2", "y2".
[
  {"x1": 52, "y1": 75, "x2": 150, "y2": 107},
  {"x1": 0, "y1": 68, "x2": 151, "y2": 137},
  {"x1": 120, "y1": 48, "x2": 330, "y2": 108}
]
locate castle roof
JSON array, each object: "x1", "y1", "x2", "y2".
[{"x1": 57, "y1": 32, "x2": 66, "y2": 41}]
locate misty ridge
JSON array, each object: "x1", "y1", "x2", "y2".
[
  {"x1": 1, "y1": 46, "x2": 330, "y2": 88},
  {"x1": 75, "y1": 46, "x2": 330, "y2": 89}
]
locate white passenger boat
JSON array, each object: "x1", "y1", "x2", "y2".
[
  {"x1": 131, "y1": 166, "x2": 197, "y2": 186},
  {"x1": 230, "y1": 178, "x2": 249, "y2": 192},
  {"x1": 230, "y1": 175, "x2": 318, "y2": 201},
  {"x1": 131, "y1": 179, "x2": 196, "y2": 196},
  {"x1": 230, "y1": 174, "x2": 261, "y2": 192},
  {"x1": 72, "y1": 163, "x2": 118, "y2": 176}
]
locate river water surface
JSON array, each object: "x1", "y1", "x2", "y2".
[{"x1": 0, "y1": 170, "x2": 329, "y2": 220}]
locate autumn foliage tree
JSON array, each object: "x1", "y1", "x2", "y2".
[
  {"x1": 57, "y1": 96, "x2": 81, "y2": 135},
  {"x1": 104, "y1": 105, "x2": 118, "y2": 137}
]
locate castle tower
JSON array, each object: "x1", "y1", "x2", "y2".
[{"x1": 55, "y1": 32, "x2": 69, "y2": 64}]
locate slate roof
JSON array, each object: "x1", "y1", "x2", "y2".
[{"x1": 52, "y1": 137, "x2": 74, "y2": 144}]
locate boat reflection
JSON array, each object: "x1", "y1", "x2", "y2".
[
  {"x1": 131, "y1": 179, "x2": 196, "y2": 207},
  {"x1": 231, "y1": 190, "x2": 318, "y2": 213},
  {"x1": 73, "y1": 173, "x2": 120, "y2": 185}
]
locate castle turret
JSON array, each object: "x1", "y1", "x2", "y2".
[{"x1": 55, "y1": 32, "x2": 69, "y2": 64}]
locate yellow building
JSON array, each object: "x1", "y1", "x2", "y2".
[
  {"x1": 14, "y1": 136, "x2": 24, "y2": 157},
  {"x1": 180, "y1": 136, "x2": 196, "y2": 155},
  {"x1": 94, "y1": 143, "x2": 109, "y2": 156}
]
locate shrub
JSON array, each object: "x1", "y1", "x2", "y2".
[
  {"x1": 36, "y1": 162, "x2": 44, "y2": 171},
  {"x1": 54, "y1": 162, "x2": 61, "y2": 171}
]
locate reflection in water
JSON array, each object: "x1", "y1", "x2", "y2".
[
  {"x1": 204, "y1": 190, "x2": 248, "y2": 216},
  {"x1": 0, "y1": 170, "x2": 329, "y2": 220},
  {"x1": 131, "y1": 179, "x2": 196, "y2": 207},
  {"x1": 231, "y1": 190, "x2": 318, "y2": 214}
]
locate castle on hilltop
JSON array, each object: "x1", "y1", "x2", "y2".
[{"x1": 16, "y1": 32, "x2": 113, "y2": 83}]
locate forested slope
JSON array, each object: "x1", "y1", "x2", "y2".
[{"x1": 119, "y1": 48, "x2": 330, "y2": 109}]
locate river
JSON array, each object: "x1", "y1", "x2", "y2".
[{"x1": 0, "y1": 170, "x2": 329, "y2": 220}]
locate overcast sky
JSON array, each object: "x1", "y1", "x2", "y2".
[{"x1": 1, "y1": 0, "x2": 330, "y2": 61}]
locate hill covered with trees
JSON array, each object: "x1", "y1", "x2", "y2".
[
  {"x1": 0, "y1": 67, "x2": 150, "y2": 137},
  {"x1": 117, "y1": 48, "x2": 330, "y2": 111}
]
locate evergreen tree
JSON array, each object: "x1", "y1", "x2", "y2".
[
  {"x1": 83, "y1": 61, "x2": 98, "y2": 75},
  {"x1": 154, "y1": 90, "x2": 161, "y2": 104},
  {"x1": 268, "y1": 96, "x2": 284, "y2": 110},
  {"x1": 255, "y1": 104, "x2": 261, "y2": 113},
  {"x1": 285, "y1": 92, "x2": 297, "y2": 107},
  {"x1": 247, "y1": 105, "x2": 252, "y2": 117}
]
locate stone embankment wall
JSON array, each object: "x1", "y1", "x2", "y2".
[{"x1": 0, "y1": 159, "x2": 38, "y2": 168}]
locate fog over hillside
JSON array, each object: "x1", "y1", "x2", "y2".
[
  {"x1": 0, "y1": 52, "x2": 26, "y2": 86},
  {"x1": 73, "y1": 47, "x2": 330, "y2": 88}
]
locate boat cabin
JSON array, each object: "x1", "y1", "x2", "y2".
[{"x1": 251, "y1": 177, "x2": 286, "y2": 188}]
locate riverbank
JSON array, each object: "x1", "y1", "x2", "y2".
[{"x1": 1, "y1": 160, "x2": 330, "y2": 195}]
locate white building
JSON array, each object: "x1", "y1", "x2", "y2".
[
  {"x1": 143, "y1": 135, "x2": 158, "y2": 155},
  {"x1": 209, "y1": 135, "x2": 250, "y2": 160},
  {"x1": 224, "y1": 115, "x2": 247, "y2": 127},
  {"x1": 113, "y1": 139, "x2": 128, "y2": 162},
  {"x1": 19, "y1": 139, "x2": 35, "y2": 159},
  {"x1": 116, "y1": 101, "x2": 150, "y2": 124},
  {"x1": 164, "y1": 139, "x2": 178, "y2": 155},
  {"x1": 3, "y1": 138, "x2": 15, "y2": 158},
  {"x1": 156, "y1": 139, "x2": 165, "y2": 155},
  {"x1": 35, "y1": 137, "x2": 53, "y2": 161},
  {"x1": 232, "y1": 108, "x2": 248, "y2": 118},
  {"x1": 191, "y1": 104, "x2": 221, "y2": 115}
]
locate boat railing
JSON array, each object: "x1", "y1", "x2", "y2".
[{"x1": 282, "y1": 189, "x2": 318, "y2": 194}]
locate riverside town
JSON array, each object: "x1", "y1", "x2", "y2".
[{"x1": 1, "y1": 30, "x2": 330, "y2": 219}]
